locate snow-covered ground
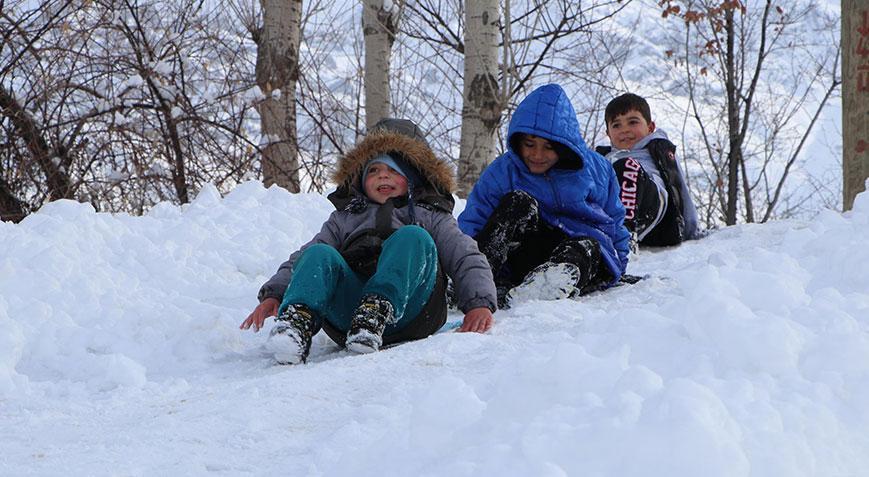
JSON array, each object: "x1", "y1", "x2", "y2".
[{"x1": 2, "y1": 182, "x2": 868, "y2": 476}]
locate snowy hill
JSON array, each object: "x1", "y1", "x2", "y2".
[{"x1": 2, "y1": 183, "x2": 868, "y2": 476}]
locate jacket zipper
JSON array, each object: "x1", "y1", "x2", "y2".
[{"x1": 546, "y1": 172, "x2": 565, "y2": 227}]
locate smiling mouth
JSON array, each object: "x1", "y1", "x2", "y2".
[{"x1": 377, "y1": 185, "x2": 394, "y2": 192}]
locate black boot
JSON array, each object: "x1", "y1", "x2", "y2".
[
  {"x1": 267, "y1": 304, "x2": 317, "y2": 364},
  {"x1": 548, "y1": 237, "x2": 604, "y2": 292},
  {"x1": 496, "y1": 283, "x2": 512, "y2": 310},
  {"x1": 345, "y1": 295, "x2": 394, "y2": 354}
]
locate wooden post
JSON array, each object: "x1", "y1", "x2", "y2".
[{"x1": 843, "y1": 1, "x2": 869, "y2": 211}]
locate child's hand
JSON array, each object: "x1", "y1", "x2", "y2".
[
  {"x1": 459, "y1": 307, "x2": 494, "y2": 333},
  {"x1": 239, "y1": 297, "x2": 279, "y2": 332}
]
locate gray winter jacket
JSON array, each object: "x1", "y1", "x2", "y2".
[
  {"x1": 605, "y1": 129, "x2": 699, "y2": 240},
  {"x1": 258, "y1": 123, "x2": 497, "y2": 314}
]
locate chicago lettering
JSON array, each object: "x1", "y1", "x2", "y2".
[{"x1": 620, "y1": 158, "x2": 640, "y2": 219}]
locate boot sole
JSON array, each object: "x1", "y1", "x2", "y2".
[
  {"x1": 266, "y1": 327, "x2": 306, "y2": 365},
  {"x1": 507, "y1": 263, "x2": 581, "y2": 305},
  {"x1": 345, "y1": 329, "x2": 381, "y2": 354}
]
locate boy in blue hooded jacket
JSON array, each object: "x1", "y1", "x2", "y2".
[{"x1": 458, "y1": 84, "x2": 631, "y2": 307}]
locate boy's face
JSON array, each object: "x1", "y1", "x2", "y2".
[
  {"x1": 518, "y1": 134, "x2": 559, "y2": 174},
  {"x1": 363, "y1": 163, "x2": 409, "y2": 204},
  {"x1": 606, "y1": 109, "x2": 656, "y2": 150}
]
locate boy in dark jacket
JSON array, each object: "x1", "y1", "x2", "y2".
[
  {"x1": 596, "y1": 93, "x2": 699, "y2": 247},
  {"x1": 241, "y1": 118, "x2": 497, "y2": 364},
  {"x1": 458, "y1": 84, "x2": 631, "y2": 308}
]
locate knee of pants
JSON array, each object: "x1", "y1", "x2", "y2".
[
  {"x1": 497, "y1": 190, "x2": 538, "y2": 214},
  {"x1": 386, "y1": 225, "x2": 435, "y2": 250},
  {"x1": 295, "y1": 243, "x2": 344, "y2": 267}
]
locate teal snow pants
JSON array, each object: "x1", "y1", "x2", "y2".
[{"x1": 279, "y1": 225, "x2": 444, "y2": 345}]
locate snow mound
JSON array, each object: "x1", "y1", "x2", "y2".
[{"x1": 1, "y1": 183, "x2": 868, "y2": 476}]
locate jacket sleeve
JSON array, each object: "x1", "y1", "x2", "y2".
[
  {"x1": 457, "y1": 160, "x2": 507, "y2": 238},
  {"x1": 673, "y1": 150, "x2": 700, "y2": 240},
  {"x1": 427, "y1": 210, "x2": 497, "y2": 313},
  {"x1": 257, "y1": 212, "x2": 343, "y2": 302}
]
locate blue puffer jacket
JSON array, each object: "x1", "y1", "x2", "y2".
[{"x1": 458, "y1": 84, "x2": 630, "y2": 283}]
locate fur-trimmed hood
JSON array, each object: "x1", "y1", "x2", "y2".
[{"x1": 328, "y1": 126, "x2": 456, "y2": 213}]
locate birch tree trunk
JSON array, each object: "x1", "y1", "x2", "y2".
[
  {"x1": 255, "y1": 0, "x2": 302, "y2": 192},
  {"x1": 457, "y1": 0, "x2": 501, "y2": 197},
  {"x1": 363, "y1": 0, "x2": 400, "y2": 130}
]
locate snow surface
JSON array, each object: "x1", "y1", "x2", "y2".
[{"x1": 2, "y1": 182, "x2": 869, "y2": 476}]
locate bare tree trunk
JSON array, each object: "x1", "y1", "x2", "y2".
[
  {"x1": 256, "y1": 0, "x2": 302, "y2": 192},
  {"x1": 0, "y1": 175, "x2": 26, "y2": 222},
  {"x1": 843, "y1": 0, "x2": 869, "y2": 211},
  {"x1": 0, "y1": 84, "x2": 72, "y2": 202},
  {"x1": 363, "y1": 0, "x2": 400, "y2": 129},
  {"x1": 159, "y1": 101, "x2": 191, "y2": 204},
  {"x1": 457, "y1": 0, "x2": 501, "y2": 197},
  {"x1": 724, "y1": 8, "x2": 740, "y2": 225},
  {"x1": 740, "y1": 157, "x2": 754, "y2": 223}
]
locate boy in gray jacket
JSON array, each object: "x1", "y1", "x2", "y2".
[
  {"x1": 240, "y1": 118, "x2": 497, "y2": 364},
  {"x1": 596, "y1": 93, "x2": 700, "y2": 247}
]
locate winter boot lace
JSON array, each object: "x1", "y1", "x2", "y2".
[
  {"x1": 345, "y1": 295, "x2": 394, "y2": 354},
  {"x1": 266, "y1": 304, "x2": 316, "y2": 365},
  {"x1": 506, "y1": 262, "x2": 582, "y2": 306}
]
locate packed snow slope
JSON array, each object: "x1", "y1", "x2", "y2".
[{"x1": 2, "y1": 182, "x2": 868, "y2": 476}]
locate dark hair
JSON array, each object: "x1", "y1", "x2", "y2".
[
  {"x1": 509, "y1": 133, "x2": 582, "y2": 170},
  {"x1": 604, "y1": 93, "x2": 652, "y2": 126}
]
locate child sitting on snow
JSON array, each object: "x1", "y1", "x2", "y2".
[
  {"x1": 458, "y1": 84, "x2": 631, "y2": 308},
  {"x1": 595, "y1": 93, "x2": 699, "y2": 246},
  {"x1": 240, "y1": 118, "x2": 497, "y2": 364}
]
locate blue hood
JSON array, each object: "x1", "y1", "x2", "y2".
[{"x1": 507, "y1": 84, "x2": 595, "y2": 169}]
